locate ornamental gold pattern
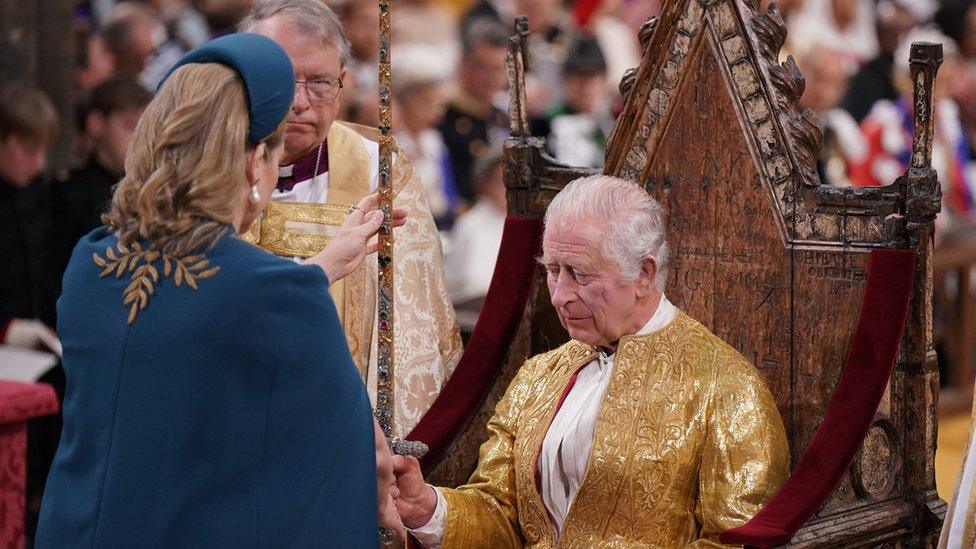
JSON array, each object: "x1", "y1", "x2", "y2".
[
  {"x1": 240, "y1": 121, "x2": 462, "y2": 437},
  {"x1": 93, "y1": 242, "x2": 220, "y2": 325},
  {"x1": 439, "y1": 311, "x2": 789, "y2": 548},
  {"x1": 242, "y1": 201, "x2": 350, "y2": 258}
]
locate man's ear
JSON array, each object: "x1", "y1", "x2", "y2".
[
  {"x1": 245, "y1": 142, "x2": 268, "y2": 185},
  {"x1": 635, "y1": 256, "x2": 658, "y2": 298}
]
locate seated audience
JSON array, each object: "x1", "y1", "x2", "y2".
[
  {"x1": 394, "y1": 45, "x2": 459, "y2": 230},
  {"x1": 102, "y1": 2, "x2": 166, "y2": 88},
  {"x1": 73, "y1": 29, "x2": 115, "y2": 95},
  {"x1": 444, "y1": 151, "x2": 505, "y2": 332},
  {"x1": 789, "y1": 0, "x2": 879, "y2": 70},
  {"x1": 438, "y1": 17, "x2": 510, "y2": 203},
  {"x1": 796, "y1": 45, "x2": 863, "y2": 187},
  {"x1": 0, "y1": 82, "x2": 62, "y2": 536},
  {"x1": 534, "y1": 35, "x2": 614, "y2": 169},
  {"x1": 0, "y1": 83, "x2": 61, "y2": 344},
  {"x1": 838, "y1": 0, "x2": 915, "y2": 123},
  {"x1": 51, "y1": 76, "x2": 151, "y2": 278}
]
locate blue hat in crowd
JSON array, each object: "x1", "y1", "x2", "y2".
[{"x1": 160, "y1": 33, "x2": 295, "y2": 143}]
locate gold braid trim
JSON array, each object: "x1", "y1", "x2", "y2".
[{"x1": 93, "y1": 241, "x2": 220, "y2": 324}]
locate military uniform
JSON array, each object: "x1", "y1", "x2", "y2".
[{"x1": 437, "y1": 92, "x2": 508, "y2": 203}]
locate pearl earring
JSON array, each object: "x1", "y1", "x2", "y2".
[{"x1": 249, "y1": 182, "x2": 260, "y2": 204}]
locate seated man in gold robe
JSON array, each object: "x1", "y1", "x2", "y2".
[
  {"x1": 392, "y1": 175, "x2": 789, "y2": 547},
  {"x1": 239, "y1": 0, "x2": 462, "y2": 436}
]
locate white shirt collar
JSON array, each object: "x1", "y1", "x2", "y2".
[
  {"x1": 598, "y1": 295, "x2": 676, "y2": 360},
  {"x1": 635, "y1": 294, "x2": 676, "y2": 336}
]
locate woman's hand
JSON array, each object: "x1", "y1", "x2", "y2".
[
  {"x1": 304, "y1": 193, "x2": 407, "y2": 283},
  {"x1": 374, "y1": 420, "x2": 406, "y2": 545}
]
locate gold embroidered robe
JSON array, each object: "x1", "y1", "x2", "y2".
[
  {"x1": 245, "y1": 121, "x2": 462, "y2": 435},
  {"x1": 438, "y1": 310, "x2": 789, "y2": 548}
]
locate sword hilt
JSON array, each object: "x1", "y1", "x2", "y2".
[{"x1": 387, "y1": 436, "x2": 428, "y2": 458}]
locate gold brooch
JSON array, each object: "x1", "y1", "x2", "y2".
[{"x1": 93, "y1": 241, "x2": 220, "y2": 324}]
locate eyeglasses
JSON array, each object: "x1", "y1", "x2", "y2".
[{"x1": 295, "y1": 77, "x2": 343, "y2": 102}]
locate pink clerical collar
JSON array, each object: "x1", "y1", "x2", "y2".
[{"x1": 277, "y1": 140, "x2": 329, "y2": 191}]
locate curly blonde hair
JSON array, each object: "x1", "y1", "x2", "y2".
[{"x1": 103, "y1": 63, "x2": 283, "y2": 256}]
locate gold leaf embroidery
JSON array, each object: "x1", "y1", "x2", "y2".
[{"x1": 93, "y1": 242, "x2": 221, "y2": 325}]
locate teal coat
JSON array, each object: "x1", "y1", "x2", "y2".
[{"x1": 36, "y1": 226, "x2": 378, "y2": 547}]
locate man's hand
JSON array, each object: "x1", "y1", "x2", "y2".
[
  {"x1": 374, "y1": 421, "x2": 405, "y2": 544},
  {"x1": 392, "y1": 455, "x2": 438, "y2": 529},
  {"x1": 304, "y1": 193, "x2": 407, "y2": 283}
]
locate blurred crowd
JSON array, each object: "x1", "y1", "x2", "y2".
[{"x1": 3, "y1": 0, "x2": 976, "y2": 333}]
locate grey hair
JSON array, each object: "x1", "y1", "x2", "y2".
[
  {"x1": 238, "y1": 0, "x2": 351, "y2": 67},
  {"x1": 545, "y1": 175, "x2": 669, "y2": 290}
]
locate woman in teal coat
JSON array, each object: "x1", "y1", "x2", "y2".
[{"x1": 36, "y1": 34, "x2": 402, "y2": 547}]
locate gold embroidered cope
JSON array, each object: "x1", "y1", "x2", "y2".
[
  {"x1": 243, "y1": 121, "x2": 462, "y2": 435},
  {"x1": 244, "y1": 202, "x2": 349, "y2": 257},
  {"x1": 438, "y1": 311, "x2": 789, "y2": 548}
]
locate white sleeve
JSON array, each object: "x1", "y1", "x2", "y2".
[{"x1": 406, "y1": 486, "x2": 448, "y2": 548}]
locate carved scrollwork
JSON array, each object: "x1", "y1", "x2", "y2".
[
  {"x1": 788, "y1": 108, "x2": 824, "y2": 186},
  {"x1": 619, "y1": 67, "x2": 639, "y2": 100},
  {"x1": 750, "y1": 3, "x2": 786, "y2": 64},
  {"x1": 638, "y1": 16, "x2": 657, "y2": 51},
  {"x1": 904, "y1": 169, "x2": 942, "y2": 229},
  {"x1": 767, "y1": 56, "x2": 803, "y2": 112},
  {"x1": 851, "y1": 417, "x2": 900, "y2": 500},
  {"x1": 749, "y1": 3, "x2": 822, "y2": 187},
  {"x1": 616, "y1": 17, "x2": 658, "y2": 106}
]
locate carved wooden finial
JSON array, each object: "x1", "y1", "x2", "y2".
[
  {"x1": 908, "y1": 42, "x2": 943, "y2": 170},
  {"x1": 507, "y1": 16, "x2": 531, "y2": 137},
  {"x1": 515, "y1": 15, "x2": 529, "y2": 70},
  {"x1": 904, "y1": 41, "x2": 943, "y2": 229}
]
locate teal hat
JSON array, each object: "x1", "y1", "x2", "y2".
[{"x1": 160, "y1": 33, "x2": 295, "y2": 143}]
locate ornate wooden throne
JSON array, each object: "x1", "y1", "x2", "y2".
[{"x1": 407, "y1": 0, "x2": 947, "y2": 545}]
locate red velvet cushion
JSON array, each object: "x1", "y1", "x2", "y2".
[
  {"x1": 720, "y1": 248, "x2": 916, "y2": 548},
  {"x1": 0, "y1": 381, "x2": 59, "y2": 548},
  {"x1": 0, "y1": 381, "x2": 59, "y2": 425}
]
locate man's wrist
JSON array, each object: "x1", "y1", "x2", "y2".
[
  {"x1": 420, "y1": 485, "x2": 438, "y2": 525},
  {"x1": 406, "y1": 486, "x2": 447, "y2": 547},
  {"x1": 405, "y1": 485, "x2": 439, "y2": 529}
]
